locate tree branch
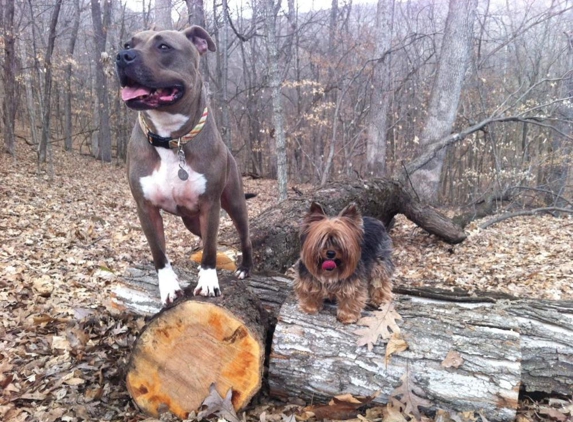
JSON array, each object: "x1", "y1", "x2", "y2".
[{"x1": 479, "y1": 207, "x2": 573, "y2": 229}]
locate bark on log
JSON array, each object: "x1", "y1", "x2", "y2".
[
  {"x1": 220, "y1": 179, "x2": 467, "y2": 273},
  {"x1": 110, "y1": 264, "x2": 293, "y2": 320},
  {"x1": 269, "y1": 296, "x2": 521, "y2": 421},
  {"x1": 269, "y1": 295, "x2": 573, "y2": 417},
  {"x1": 125, "y1": 279, "x2": 268, "y2": 418},
  {"x1": 112, "y1": 268, "x2": 573, "y2": 416}
]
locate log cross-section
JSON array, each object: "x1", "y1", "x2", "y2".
[{"x1": 125, "y1": 280, "x2": 267, "y2": 418}]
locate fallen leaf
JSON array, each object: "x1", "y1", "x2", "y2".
[
  {"x1": 303, "y1": 392, "x2": 379, "y2": 421},
  {"x1": 441, "y1": 350, "x2": 464, "y2": 368},
  {"x1": 390, "y1": 371, "x2": 432, "y2": 420},
  {"x1": 385, "y1": 332, "x2": 408, "y2": 366},
  {"x1": 19, "y1": 392, "x2": 47, "y2": 401},
  {"x1": 64, "y1": 377, "x2": 85, "y2": 386},
  {"x1": 538, "y1": 406, "x2": 567, "y2": 422},
  {"x1": 197, "y1": 383, "x2": 240, "y2": 422},
  {"x1": 33, "y1": 276, "x2": 54, "y2": 297},
  {"x1": 383, "y1": 398, "x2": 408, "y2": 422},
  {"x1": 355, "y1": 302, "x2": 402, "y2": 351}
]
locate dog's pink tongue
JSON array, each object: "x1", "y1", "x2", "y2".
[
  {"x1": 121, "y1": 86, "x2": 151, "y2": 101},
  {"x1": 322, "y1": 260, "x2": 337, "y2": 271}
]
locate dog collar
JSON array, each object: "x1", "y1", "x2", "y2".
[{"x1": 138, "y1": 107, "x2": 209, "y2": 149}]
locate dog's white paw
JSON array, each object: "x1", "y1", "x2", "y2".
[
  {"x1": 194, "y1": 268, "x2": 220, "y2": 296},
  {"x1": 158, "y1": 264, "x2": 183, "y2": 305},
  {"x1": 235, "y1": 269, "x2": 248, "y2": 280}
]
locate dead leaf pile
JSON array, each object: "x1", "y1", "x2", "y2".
[{"x1": 392, "y1": 213, "x2": 573, "y2": 300}]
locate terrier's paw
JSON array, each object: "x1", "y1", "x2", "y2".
[
  {"x1": 194, "y1": 268, "x2": 221, "y2": 297},
  {"x1": 299, "y1": 302, "x2": 323, "y2": 315},
  {"x1": 337, "y1": 310, "x2": 360, "y2": 325},
  {"x1": 158, "y1": 265, "x2": 183, "y2": 305}
]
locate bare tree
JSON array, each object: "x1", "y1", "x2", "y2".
[
  {"x1": 547, "y1": 30, "x2": 573, "y2": 205},
  {"x1": 366, "y1": 0, "x2": 394, "y2": 177},
  {"x1": 90, "y1": 0, "x2": 112, "y2": 163},
  {"x1": 264, "y1": 0, "x2": 287, "y2": 201},
  {"x1": 2, "y1": 0, "x2": 16, "y2": 156},
  {"x1": 64, "y1": 0, "x2": 81, "y2": 152},
  {"x1": 404, "y1": 0, "x2": 477, "y2": 204},
  {"x1": 155, "y1": 0, "x2": 173, "y2": 29},
  {"x1": 185, "y1": 0, "x2": 206, "y2": 27},
  {"x1": 38, "y1": 0, "x2": 64, "y2": 164}
]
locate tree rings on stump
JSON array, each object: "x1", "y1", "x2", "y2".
[{"x1": 126, "y1": 280, "x2": 266, "y2": 418}]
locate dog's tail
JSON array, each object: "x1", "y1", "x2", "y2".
[{"x1": 245, "y1": 193, "x2": 257, "y2": 200}]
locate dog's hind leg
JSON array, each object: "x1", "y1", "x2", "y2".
[{"x1": 221, "y1": 161, "x2": 253, "y2": 279}]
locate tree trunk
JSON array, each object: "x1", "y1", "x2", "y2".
[
  {"x1": 265, "y1": 0, "x2": 288, "y2": 201},
  {"x1": 405, "y1": 0, "x2": 477, "y2": 204},
  {"x1": 90, "y1": 0, "x2": 112, "y2": 163},
  {"x1": 219, "y1": 179, "x2": 467, "y2": 273},
  {"x1": 2, "y1": 0, "x2": 16, "y2": 156},
  {"x1": 185, "y1": 0, "x2": 206, "y2": 27},
  {"x1": 366, "y1": 0, "x2": 394, "y2": 177},
  {"x1": 19, "y1": 39, "x2": 39, "y2": 148},
  {"x1": 547, "y1": 31, "x2": 573, "y2": 206},
  {"x1": 154, "y1": 0, "x2": 173, "y2": 29},
  {"x1": 37, "y1": 0, "x2": 63, "y2": 163},
  {"x1": 220, "y1": 0, "x2": 231, "y2": 149},
  {"x1": 126, "y1": 279, "x2": 267, "y2": 418},
  {"x1": 64, "y1": 0, "x2": 80, "y2": 152}
]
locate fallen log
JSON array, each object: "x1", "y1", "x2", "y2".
[
  {"x1": 110, "y1": 264, "x2": 292, "y2": 319},
  {"x1": 124, "y1": 279, "x2": 268, "y2": 418},
  {"x1": 269, "y1": 295, "x2": 521, "y2": 421},
  {"x1": 219, "y1": 179, "x2": 467, "y2": 272},
  {"x1": 112, "y1": 268, "x2": 573, "y2": 418}
]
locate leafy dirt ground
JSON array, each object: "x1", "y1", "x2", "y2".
[{"x1": 1, "y1": 143, "x2": 572, "y2": 421}]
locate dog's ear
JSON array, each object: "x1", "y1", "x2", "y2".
[
  {"x1": 309, "y1": 202, "x2": 326, "y2": 216},
  {"x1": 339, "y1": 202, "x2": 362, "y2": 223},
  {"x1": 301, "y1": 202, "x2": 326, "y2": 235},
  {"x1": 183, "y1": 26, "x2": 216, "y2": 55}
]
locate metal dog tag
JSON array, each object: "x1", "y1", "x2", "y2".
[
  {"x1": 178, "y1": 168, "x2": 189, "y2": 181},
  {"x1": 177, "y1": 144, "x2": 188, "y2": 181}
]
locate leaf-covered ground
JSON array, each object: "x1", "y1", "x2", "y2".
[{"x1": 1, "y1": 143, "x2": 572, "y2": 421}]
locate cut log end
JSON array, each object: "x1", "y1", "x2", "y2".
[{"x1": 126, "y1": 293, "x2": 265, "y2": 418}]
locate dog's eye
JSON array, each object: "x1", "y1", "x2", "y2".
[
  {"x1": 124, "y1": 43, "x2": 131, "y2": 50},
  {"x1": 158, "y1": 43, "x2": 171, "y2": 51}
]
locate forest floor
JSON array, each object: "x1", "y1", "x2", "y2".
[{"x1": 1, "y1": 143, "x2": 572, "y2": 422}]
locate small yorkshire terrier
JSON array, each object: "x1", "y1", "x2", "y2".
[{"x1": 294, "y1": 202, "x2": 394, "y2": 324}]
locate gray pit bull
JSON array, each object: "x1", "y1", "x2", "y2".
[{"x1": 115, "y1": 26, "x2": 252, "y2": 305}]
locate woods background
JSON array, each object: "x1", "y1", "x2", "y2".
[{"x1": 1, "y1": 0, "x2": 572, "y2": 208}]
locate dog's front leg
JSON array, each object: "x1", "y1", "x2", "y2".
[
  {"x1": 335, "y1": 282, "x2": 368, "y2": 324},
  {"x1": 193, "y1": 201, "x2": 221, "y2": 297},
  {"x1": 136, "y1": 204, "x2": 183, "y2": 305}
]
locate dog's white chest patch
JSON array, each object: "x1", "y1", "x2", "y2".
[{"x1": 140, "y1": 148, "x2": 206, "y2": 214}]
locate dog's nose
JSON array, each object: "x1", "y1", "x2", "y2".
[
  {"x1": 326, "y1": 250, "x2": 336, "y2": 259},
  {"x1": 116, "y1": 49, "x2": 137, "y2": 66}
]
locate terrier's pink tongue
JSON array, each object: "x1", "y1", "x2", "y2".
[
  {"x1": 322, "y1": 260, "x2": 337, "y2": 271},
  {"x1": 121, "y1": 86, "x2": 151, "y2": 101}
]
